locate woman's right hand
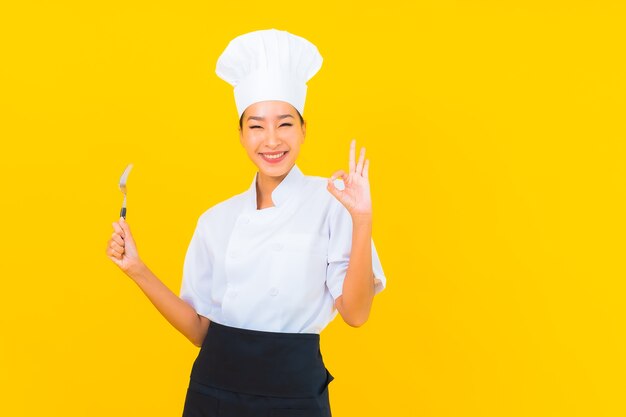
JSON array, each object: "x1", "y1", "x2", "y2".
[
  {"x1": 107, "y1": 217, "x2": 143, "y2": 277},
  {"x1": 106, "y1": 218, "x2": 209, "y2": 346}
]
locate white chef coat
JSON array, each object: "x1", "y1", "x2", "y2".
[{"x1": 179, "y1": 164, "x2": 386, "y2": 334}]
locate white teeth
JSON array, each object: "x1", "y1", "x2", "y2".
[{"x1": 263, "y1": 152, "x2": 285, "y2": 159}]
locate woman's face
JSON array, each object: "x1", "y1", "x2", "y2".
[{"x1": 239, "y1": 100, "x2": 306, "y2": 180}]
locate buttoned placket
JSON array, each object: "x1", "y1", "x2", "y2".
[
  {"x1": 223, "y1": 212, "x2": 255, "y2": 303},
  {"x1": 222, "y1": 165, "x2": 306, "y2": 313}
]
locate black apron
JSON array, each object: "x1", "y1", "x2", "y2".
[{"x1": 182, "y1": 321, "x2": 334, "y2": 417}]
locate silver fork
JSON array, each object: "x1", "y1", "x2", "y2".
[{"x1": 119, "y1": 164, "x2": 133, "y2": 219}]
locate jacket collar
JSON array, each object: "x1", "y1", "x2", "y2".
[{"x1": 248, "y1": 164, "x2": 305, "y2": 210}]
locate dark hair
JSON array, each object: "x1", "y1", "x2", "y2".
[{"x1": 239, "y1": 109, "x2": 305, "y2": 129}]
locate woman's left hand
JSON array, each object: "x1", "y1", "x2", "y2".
[{"x1": 327, "y1": 139, "x2": 373, "y2": 220}]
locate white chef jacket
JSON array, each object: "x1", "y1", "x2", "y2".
[{"x1": 179, "y1": 164, "x2": 386, "y2": 334}]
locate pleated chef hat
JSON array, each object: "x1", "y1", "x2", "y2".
[{"x1": 216, "y1": 28, "x2": 323, "y2": 118}]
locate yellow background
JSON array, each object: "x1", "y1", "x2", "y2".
[{"x1": 1, "y1": 1, "x2": 625, "y2": 416}]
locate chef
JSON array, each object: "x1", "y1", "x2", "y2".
[{"x1": 106, "y1": 28, "x2": 386, "y2": 417}]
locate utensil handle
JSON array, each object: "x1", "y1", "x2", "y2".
[{"x1": 120, "y1": 207, "x2": 126, "y2": 219}]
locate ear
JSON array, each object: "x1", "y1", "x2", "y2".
[
  {"x1": 238, "y1": 110, "x2": 246, "y2": 146},
  {"x1": 301, "y1": 120, "x2": 307, "y2": 144}
]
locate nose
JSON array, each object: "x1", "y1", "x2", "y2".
[{"x1": 265, "y1": 127, "x2": 282, "y2": 148}]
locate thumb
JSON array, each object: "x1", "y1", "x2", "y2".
[{"x1": 119, "y1": 218, "x2": 135, "y2": 244}]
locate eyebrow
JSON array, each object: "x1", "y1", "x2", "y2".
[{"x1": 246, "y1": 114, "x2": 295, "y2": 122}]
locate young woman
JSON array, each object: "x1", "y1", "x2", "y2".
[{"x1": 106, "y1": 29, "x2": 386, "y2": 417}]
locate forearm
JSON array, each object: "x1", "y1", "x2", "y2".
[
  {"x1": 337, "y1": 215, "x2": 376, "y2": 327},
  {"x1": 129, "y1": 263, "x2": 208, "y2": 346}
]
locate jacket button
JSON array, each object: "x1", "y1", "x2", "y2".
[
  {"x1": 240, "y1": 216, "x2": 250, "y2": 224},
  {"x1": 269, "y1": 287, "x2": 279, "y2": 296},
  {"x1": 229, "y1": 251, "x2": 239, "y2": 258},
  {"x1": 229, "y1": 290, "x2": 238, "y2": 299},
  {"x1": 271, "y1": 243, "x2": 283, "y2": 251}
]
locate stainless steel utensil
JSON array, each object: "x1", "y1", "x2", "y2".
[{"x1": 118, "y1": 164, "x2": 133, "y2": 219}]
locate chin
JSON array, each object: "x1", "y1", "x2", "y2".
[{"x1": 257, "y1": 161, "x2": 294, "y2": 178}]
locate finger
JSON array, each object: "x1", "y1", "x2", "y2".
[
  {"x1": 326, "y1": 177, "x2": 344, "y2": 200},
  {"x1": 349, "y1": 139, "x2": 356, "y2": 173},
  {"x1": 363, "y1": 159, "x2": 369, "y2": 178},
  {"x1": 329, "y1": 169, "x2": 348, "y2": 181},
  {"x1": 107, "y1": 246, "x2": 123, "y2": 259},
  {"x1": 111, "y1": 232, "x2": 124, "y2": 246},
  {"x1": 329, "y1": 170, "x2": 348, "y2": 190},
  {"x1": 108, "y1": 251, "x2": 123, "y2": 264},
  {"x1": 108, "y1": 240, "x2": 124, "y2": 255},
  {"x1": 356, "y1": 146, "x2": 366, "y2": 175},
  {"x1": 110, "y1": 240, "x2": 125, "y2": 254},
  {"x1": 112, "y1": 221, "x2": 125, "y2": 239},
  {"x1": 107, "y1": 252, "x2": 122, "y2": 264}
]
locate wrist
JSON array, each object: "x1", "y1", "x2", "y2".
[
  {"x1": 127, "y1": 261, "x2": 149, "y2": 282},
  {"x1": 351, "y1": 213, "x2": 373, "y2": 227}
]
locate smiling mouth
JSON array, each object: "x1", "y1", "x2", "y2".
[{"x1": 259, "y1": 151, "x2": 288, "y2": 162}]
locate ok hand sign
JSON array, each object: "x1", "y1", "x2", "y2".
[{"x1": 327, "y1": 139, "x2": 373, "y2": 220}]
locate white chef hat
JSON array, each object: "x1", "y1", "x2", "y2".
[{"x1": 215, "y1": 28, "x2": 323, "y2": 119}]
